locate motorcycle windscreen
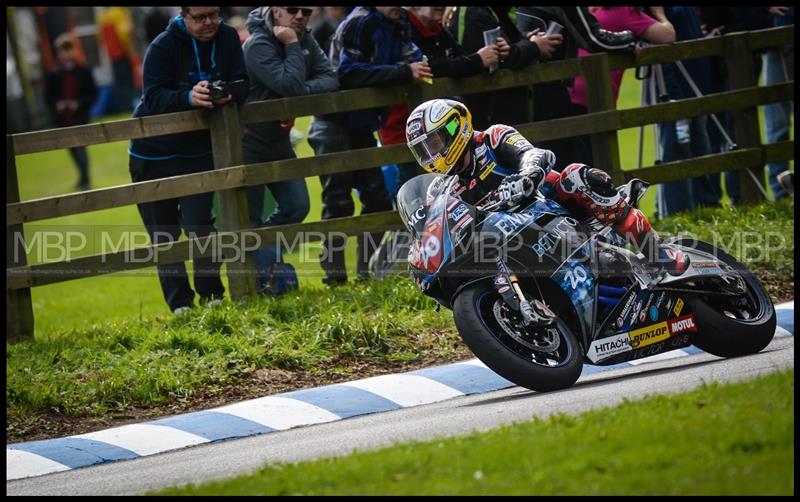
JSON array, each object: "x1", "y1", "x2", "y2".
[{"x1": 397, "y1": 173, "x2": 451, "y2": 237}]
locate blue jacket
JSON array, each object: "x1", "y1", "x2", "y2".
[
  {"x1": 129, "y1": 15, "x2": 248, "y2": 160},
  {"x1": 662, "y1": 7, "x2": 712, "y2": 100},
  {"x1": 332, "y1": 7, "x2": 422, "y2": 130}
]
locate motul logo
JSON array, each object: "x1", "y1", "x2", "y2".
[{"x1": 669, "y1": 315, "x2": 698, "y2": 335}]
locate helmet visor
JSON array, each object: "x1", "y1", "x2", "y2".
[{"x1": 407, "y1": 123, "x2": 455, "y2": 171}]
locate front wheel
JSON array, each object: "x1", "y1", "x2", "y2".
[
  {"x1": 453, "y1": 283, "x2": 583, "y2": 392},
  {"x1": 672, "y1": 238, "x2": 776, "y2": 358}
]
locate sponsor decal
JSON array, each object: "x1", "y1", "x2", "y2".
[
  {"x1": 475, "y1": 144, "x2": 488, "y2": 157},
  {"x1": 489, "y1": 125, "x2": 511, "y2": 149},
  {"x1": 654, "y1": 291, "x2": 666, "y2": 309},
  {"x1": 494, "y1": 212, "x2": 535, "y2": 238},
  {"x1": 420, "y1": 234, "x2": 441, "y2": 270},
  {"x1": 694, "y1": 267, "x2": 723, "y2": 275},
  {"x1": 532, "y1": 232, "x2": 557, "y2": 257},
  {"x1": 588, "y1": 333, "x2": 632, "y2": 362},
  {"x1": 627, "y1": 321, "x2": 669, "y2": 348},
  {"x1": 429, "y1": 101, "x2": 450, "y2": 123},
  {"x1": 691, "y1": 261, "x2": 722, "y2": 274},
  {"x1": 505, "y1": 133, "x2": 524, "y2": 145},
  {"x1": 632, "y1": 341, "x2": 666, "y2": 358},
  {"x1": 450, "y1": 215, "x2": 472, "y2": 233},
  {"x1": 406, "y1": 121, "x2": 422, "y2": 134},
  {"x1": 639, "y1": 310, "x2": 646, "y2": 323},
  {"x1": 668, "y1": 314, "x2": 698, "y2": 335},
  {"x1": 669, "y1": 333, "x2": 692, "y2": 347},
  {"x1": 665, "y1": 297, "x2": 674, "y2": 315},
  {"x1": 629, "y1": 299, "x2": 644, "y2": 326},
  {"x1": 580, "y1": 188, "x2": 614, "y2": 205},
  {"x1": 498, "y1": 285, "x2": 510, "y2": 294},
  {"x1": 468, "y1": 178, "x2": 478, "y2": 190},
  {"x1": 550, "y1": 217, "x2": 579, "y2": 236},
  {"x1": 649, "y1": 306, "x2": 659, "y2": 321},
  {"x1": 450, "y1": 204, "x2": 468, "y2": 222},
  {"x1": 479, "y1": 161, "x2": 497, "y2": 180},
  {"x1": 673, "y1": 297, "x2": 684, "y2": 317},
  {"x1": 408, "y1": 206, "x2": 427, "y2": 226},
  {"x1": 616, "y1": 293, "x2": 638, "y2": 327}
]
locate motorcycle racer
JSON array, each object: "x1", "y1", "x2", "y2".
[{"x1": 404, "y1": 98, "x2": 690, "y2": 278}]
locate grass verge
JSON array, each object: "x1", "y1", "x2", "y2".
[{"x1": 154, "y1": 369, "x2": 794, "y2": 496}]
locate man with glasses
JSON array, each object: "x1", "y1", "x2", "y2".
[
  {"x1": 242, "y1": 6, "x2": 337, "y2": 293},
  {"x1": 128, "y1": 6, "x2": 249, "y2": 315}
]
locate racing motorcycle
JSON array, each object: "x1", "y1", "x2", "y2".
[{"x1": 397, "y1": 173, "x2": 776, "y2": 392}]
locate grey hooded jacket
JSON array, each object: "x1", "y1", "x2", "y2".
[{"x1": 242, "y1": 7, "x2": 338, "y2": 148}]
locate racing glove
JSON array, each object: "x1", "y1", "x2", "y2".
[{"x1": 496, "y1": 174, "x2": 536, "y2": 208}]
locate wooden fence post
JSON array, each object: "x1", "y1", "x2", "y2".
[
  {"x1": 209, "y1": 104, "x2": 258, "y2": 300},
  {"x1": 6, "y1": 136, "x2": 34, "y2": 343},
  {"x1": 582, "y1": 53, "x2": 623, "y2": 185},
  {"x1": 723, "y1": 31, "x2": 767, "y2": 203}
]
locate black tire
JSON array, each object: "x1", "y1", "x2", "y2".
[
  {"x1": 671, "y1": 238, "x2": 776, "y2": 358},
  {"x1": 453, "y1": 282, "x2": 583, "y2": 392}
]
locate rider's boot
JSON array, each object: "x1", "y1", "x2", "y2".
[{"x1": 615, "y1": 207, "x2": 690, "y2": 276}]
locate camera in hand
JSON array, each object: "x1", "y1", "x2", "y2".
[{"x1": 209, "y1": 79, "x2": 247, "y2": 103}]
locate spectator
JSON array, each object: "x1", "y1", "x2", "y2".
[
  {"x1": 229, "y1": 15, "x2": 250, "y2": 44},
  {"x1": 763, "y1": 6, "x2": 794, "y2": 199},
  {"x1": 45, "y1": 32, "x2": 98, "y2": 192},
  {"x1": 242, "y1": 6, "x2": 337, "y2": 293},
  {"x1": 97, "y1": 7, "x2": 140, "y2": 113},
  {"x1": 516, "y1": 6, "x2": 635, "y2": 166},
  {"x1": 308, "y1": 6, "x2": 430, "y2": 286},
  {"x1": 128, "y1": 7, "x2": 248, "y2": 315},
  {"x1": 310, "y1": 7, "x2": 349, "y2": 50},
  {"x1": 652, "y1": 6, "x2": 715, "y2": 218},
  {"x1": 143, "y1": 7, "x2": 175, "y2": 46},
  {"x1": 382, "y1": 6, "x2": 501, "y2": 191},
  {"x1": 696, "y1": 7, "x2": 740, "y2": 206},
  {"x1": 448, "y1": 6, "x2": 555, "y2": 130},
  {"x1": 567, "y1": 6, "x2": 675, "y2": 162}
]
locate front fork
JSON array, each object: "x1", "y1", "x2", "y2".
[{"x1": 494, "y1": 257, "x2": 555, "y2": 326}]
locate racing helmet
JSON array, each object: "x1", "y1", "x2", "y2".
[{"x1": 405, "y1": 99, "x2": 473, "y2": 175}]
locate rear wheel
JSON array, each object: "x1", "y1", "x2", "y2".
[
  {"x1": 672, "y1": 238, "x2": 776, "y2": 357},
  {"x1": 453, "y1": 282, "x2": 583, "y2": 392}
]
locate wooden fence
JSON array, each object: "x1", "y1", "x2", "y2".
[{"x1": 6, "y1": 26, "x2": 794, "y2": 342}]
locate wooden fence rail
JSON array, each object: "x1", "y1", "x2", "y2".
[{"x1": 5, "y1": 26, "x2": 794, "y2": 342}]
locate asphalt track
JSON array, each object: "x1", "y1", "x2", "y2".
[{"x1": 6, "y1": 302, "x2": 794, "y2": 495}]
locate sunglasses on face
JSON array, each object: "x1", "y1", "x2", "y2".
[
  {"x1": 283, "y1": 7, "x2": 313, "y2": 17},
  {"x1": 187, "y1": 10, "x2": 220, "y2": 24}
]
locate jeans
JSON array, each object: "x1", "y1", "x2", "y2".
[
  {"x1": 657, "y1": 115, "x2": 715, "y2": 218},
  {"x1": 244, "y1": 145, "x2": 310, "y2": 290},
  {"x1": 129, "y1": 154, "x2": 225, "y2": 311},
  {"x1": 763, "y1": 48, "x2": 793, "y2": 199}
]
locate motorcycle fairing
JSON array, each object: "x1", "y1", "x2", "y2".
[
  {"x1": 590, "y1": 289, "x2": 697, "y2": 364},
  {"x1": 550, "y1": 237, "x2": 597, "y2": 345}
]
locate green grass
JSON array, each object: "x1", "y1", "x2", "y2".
[
  {"x1": 6, "y1": 276, "x2": 460, "y2": 431},
  {"x1": 154, "y1": 369, "x2": 794, "y2": 496},
  {"x1": 653, "y1": 197, "x2": 794, "y2": 272}
]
